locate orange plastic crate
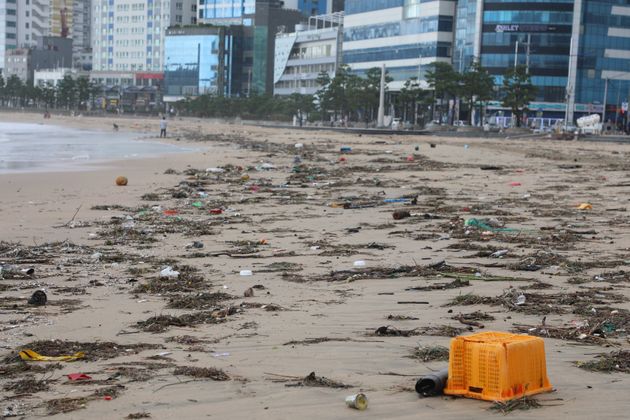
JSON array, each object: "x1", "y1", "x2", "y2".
[{"x1": 444, "y1": 331, "x2": 552, "y2": 402}]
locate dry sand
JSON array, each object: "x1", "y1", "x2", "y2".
[{"x1": 0, "y1": 111, "x2": 628, "y2": 419}]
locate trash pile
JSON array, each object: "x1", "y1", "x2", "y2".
[{"x1": 2, "y1": 125, "x2": 629, "y2": 417}]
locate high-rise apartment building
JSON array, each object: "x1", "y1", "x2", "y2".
[
  {"x1": 342, "y1": 0, "x2": 455, "y2": 90},
  {"x1": 49, "y1": 1, "x2": 92, "y2": 70},
  {"x1": 92, "y1": 0, "x2": 197, "y2": 73},
  {"x1": 0, "y1": 0, "x2": 18, "y2": 73}
]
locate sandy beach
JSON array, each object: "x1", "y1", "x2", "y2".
[{"x1": 0, "y1": 111, "x2": 628, "y2": 419}]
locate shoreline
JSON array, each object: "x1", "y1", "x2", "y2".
[{"x1": 0, "y1": 111, "x2": 628, "y2": 419}]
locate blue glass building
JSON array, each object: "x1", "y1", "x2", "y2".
[
  {"x1": 298, "y1": 1, "x2": 327, "y2": 16},
  {"x1": 454, "y1": 0, "x2": 630, "y2": 122},
  {"x1": 164, "y1": 26, "x2": 241, "y2": 98}
]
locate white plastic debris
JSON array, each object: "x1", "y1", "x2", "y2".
[
  {"x1": 240, "y1": 270, "x2": 253, "y2": 276},
  {"x1": 206, "y1": 167, "x2": 225, "y2": 173},
  {"x1": 295, "y1": 143, "x2": 304, "y2": 149},
  {"x1": 90, "y1": 252, "x2": 102, "y2": 261},
  {"x1": 515, "y1": 294, "x2": 526, "y2": 305},
  {"x1": 490, "y1": 249, "x2": 509, "y2": 258},
  {"x1": 160, "y1": 266, "x2": 180, "y2": 279},
  {"x1": 353, "y1": 260, "x2": 366, "y2": 268}
]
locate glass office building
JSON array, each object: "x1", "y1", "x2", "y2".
[
  {"x1": 454, "y1": 0, "x2": 630, "y2": 122},
  {"x1": 164, "y1": 27, "x2": 240, "y2": 98},
  {"x1": 198, "y1": 0, "x2": 303, "y2": 95},
  {"x1": 198, "y1": 0, "x2": 256, "y2": 21},
  {"x1": 343, "y1": 0, "x2": 455, "y2": 90}
]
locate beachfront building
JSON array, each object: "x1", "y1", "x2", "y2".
[
  {"x1": 342, "y1": 0, "x2": 455, "y2": 91},
  {"x1": 197, "y1": 0, "x2": 304, "y2": 95},
  {"x1": 91, "y1": 0, "x2": 197, "y2": 73},
  {"x1": 163, "y1": 25, "x2": 242, "y2": 102},
  {"x1": 33, "y1": 67, "x2": 83, "y2": 88},
  {"x1": 3, "y1": 36, "x2": 72, "y2": 83},
  {"x1": 454, "y1": 0, "x2": 630, "y2": 125},
  {"x1": 273, "y1": 12, "x2": 343, "y2": 96},
  {"x1": 0, "y1": 0, "x2": 52, "y2": 74}
]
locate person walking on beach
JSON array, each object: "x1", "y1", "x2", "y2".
[{"x1": 159, "y1": 117, "x2": 167, "y2": 138}]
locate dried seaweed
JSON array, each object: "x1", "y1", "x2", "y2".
[
  {"x1": 408, "y1": 345, "x2": 450, "y2": 362},
  {"x1": 167, "y1": 292, "x2": 235, "y2": 309},
  {"x1": 4, "y1": 341, "x2": 161, "y2": 363},
  {"x1": 489, "y1": 396, "x2": 543, "y2": 414},
  {"x1": 173, "y1": 366, "x2": 230, "y2": 381},
  {"x1": 576, "y1": 350, "x2": 630, "y2": 373}
]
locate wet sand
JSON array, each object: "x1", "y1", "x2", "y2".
[{"x1": 0, "y1": 111, "x2": 628, "y2": 419}]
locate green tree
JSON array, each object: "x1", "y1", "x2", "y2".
[
  {"x1": 89, "y1": 81, "x2": 103, "y2": 110},
  {"x1": 76, "y1": 76, "x2": 91, "y2": 110},
  {"x1": 23, "y1": 84, "x2": 41, "y2": 107},
  {"x1": 315, "y1": 70, "x2": 333, "y2": 122},
  {"x1": 4, "y1": 75, "x2": 24, "y2": 107},
  {"x1": 459, "y1": 61, "x2": 495, "y2": 125},
  {"x1": 397, "y1": 77, "x2": 429, "y2": 126},
  {"x1": 40, "y1": 82, "x2": 56, "y2": 109},
  {"x1": 359, "y1": 67, "x2": 392, "y2": 124},
  {"x1": 288, "y1": 93, "x2": 314, "y2": 126},
  {"x1": 425, "y1": 62, "x2": 460, "y2": 124},
  {"x1": 56, "y1": 75, "x2": 77, "y2": 109},
  {"x1": 0, "y1": 74, "x2": 4, "y2": 106},
  {"x1": 502, "y1": 65, "x2": 536, "y2": 127}
]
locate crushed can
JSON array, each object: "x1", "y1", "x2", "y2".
[{"x1": 345, "y1": 393, "x2": 368, "y2": 410}]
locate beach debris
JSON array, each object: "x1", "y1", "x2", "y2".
[
  {"x1": 135, "y1": 310, "x2": 232, "y2": 333},
  {"x1": 19, "y1": 349, "x2": 85, "y2": 362},
  {"x1": 173, "y1": 366, "x2": 230, "y2": 381},
  {"x1": 9, "y1": 340, "x2": 161, "y2": 363},
  {"x1": 345, "y1": 393, "x2": 368, "y2": 410},
  {"x1": 273, "y1": 372, "x2": 351, "y2": 389},
  {"x1": 405, "y1": 279, "x2": 469, "y2": 291},
  {"x1": 126, "y1": 412, "x2": 152, "y2": 419},
  {"x1": 3, "y1": 377, "x2": 51, "y2": 393},
  {"x1": 243, "y1": 287, "x2": 254, "y2": 297},
  {"x1": 27, "y1": 290, "x2": 47, "y2": 306},
  {"x1": 489, "y1": 396, "x2": 545, "y2": 414},
  {"x1": 416, "y1": 368, "x2": 449, "y2": 397},
  {"x1": 159, "y1": 266, "x2": 180, "y2": 279},
  {"x1": 115, "y1": 176, "x2": 128, "y2": 186},
  {"x1": 577, "y1": 203, "x2": 593, "y2": 210},
  {"x1": 240, "y1": 269, "x2": 253, "y2": 276},
  {"x1": 392, "y1": 210, "x2": 411, "y2": 220},
  {"x1": 386, "y1": 314, "x2": 419, "y2": 321},
  {"x1": 46, "y1": 397, "x2": 90, "y2": 415},
  {"x1": 167, "y1": 292, "x2": 234, "y2": 310},
  {"x1": 408, "y1": 345, "x2": 450, "y2": 362},
  {"x1": 490, "y1": 249, "x2": 509, "y2": 258},
  {"x1": 67, "y1": 373, "x2": 92, "y2": 381},
  {"x1": 353, "y1": 260, "x2": 366, "y2": 268},
  {"x1": 374, "y1": 326, "x2": 419, "y2": 337},
  {"x1": 576, "y1": 350, "x2": 630, "y2": 373}
]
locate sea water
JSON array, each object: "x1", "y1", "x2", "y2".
[{"x1": 0, "y1": 122, "x2": 190, "y2": 174}]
